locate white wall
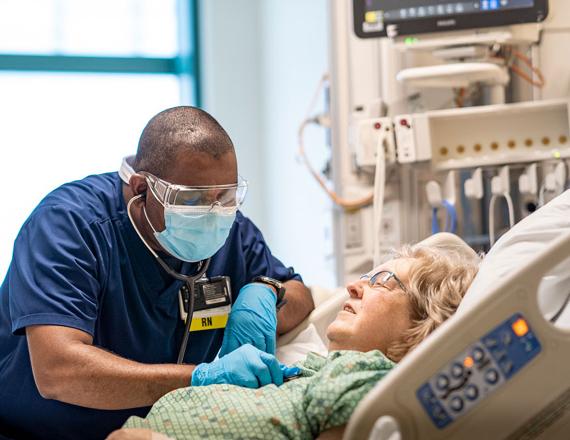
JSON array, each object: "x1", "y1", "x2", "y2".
[
  {"x1": 198, "y1": 0, "x2": 266, "y2": 229},
  {"x1": 257, "y1": 0, "x2": 334, "y2": 288},
  {"x1": 199, "y1": 0, "x2": 336, "y2": 288}
]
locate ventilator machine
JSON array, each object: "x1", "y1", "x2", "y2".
[{"x1": 288, "y1": 0, "x2": 570, "y2": 438}]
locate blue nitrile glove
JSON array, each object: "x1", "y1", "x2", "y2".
[
  {"x1": 219, "y1": 283, "x2": 278, "y2": 357},
  {"x1": 280, "y1": 364, "x2": 301, "y2": 380},
  {"x1": 191, "y1": 344, "x2": 283, "y2": 388}
]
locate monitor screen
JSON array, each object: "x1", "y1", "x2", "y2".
[{"x1": 354, "y1": 0, "x2": 548, "y2": 38}]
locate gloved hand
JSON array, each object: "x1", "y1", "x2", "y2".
[
  {"x1": 191, "y1": 344, "x2": 283, "y2": 388},
  {"x1": 280, "y1": 364, "x2": 301, "y2": 380},
  {"x1": 219, "y1": 283, "x2": 278, "y2": 357}
]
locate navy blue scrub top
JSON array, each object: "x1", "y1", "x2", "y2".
[{"x1": 0, "y1": 172, "x2": 301, "y2": 440}]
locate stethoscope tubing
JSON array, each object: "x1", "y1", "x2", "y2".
[
  {"x1": 126, "y1": 193, "x2": 212, "y2": 364},
  {"x1": 176, "y1": 258, "x2": 210, "y2": 364}
]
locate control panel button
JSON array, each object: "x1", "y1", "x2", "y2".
[
  {"x1": 436, "y1": 374, "x2": 449, "y2": 390},
  {"x1": 464, "y1": 384, "x2": 479, "y2": 401},
  {"x1": 492, "y1": 348, "x2": 508, "y2": 361},
  {"x1": 433, "y1": 406, "x2": 448, "y2": 422},
  {"x1": 499, "y1": 359, "x2": 514, "y2": 375},
  {"x1": 472, "y1": 347, "x2": 485, "y2": 362},
  {"x1": 450, "y1": 396, "x2": 464, "y2": 412},
  {"x1": 417, "y1": 313, "x2": 542, "y2": 430},
  {"x1": 485, "y1": 368, "x2": 499, "y2": 384},
  {"x1": 501, "y1": 330, "x2": 512, "y2": 346},
  {"x1": 451, "y1": 362, "x2": 464, "y2": 378}
]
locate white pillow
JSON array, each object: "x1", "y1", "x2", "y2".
[
  {"x1": 458, "y1": 189, "x2": 570, "y2": 326},
  {"x1": 275, "y1": 323, "x2": 328, "y2": 365}
]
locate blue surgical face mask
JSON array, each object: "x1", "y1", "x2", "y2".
[{"x1": 144, "y1": 205, "x2": 236, "y2": 262}]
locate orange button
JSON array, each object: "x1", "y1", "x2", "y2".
[
  {"x1": 463, "y1": 356, "x2": 474, "y2": 368},
  {"x1": 512, "y1": 318, "x2": 529, "y2": 337}
]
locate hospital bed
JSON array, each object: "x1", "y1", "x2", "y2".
[{"x1": 278, "y1": 190, "x2": 570, "y2": 439}]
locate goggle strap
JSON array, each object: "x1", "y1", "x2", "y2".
[{"x1": 143, "y1": 206, "x2": 160, "y2": 235}]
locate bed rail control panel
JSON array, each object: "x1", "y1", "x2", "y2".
[{"x1": 416, "y1": 313, "x2": 542, "y2": 429}]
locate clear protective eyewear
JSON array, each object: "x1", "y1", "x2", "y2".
[
  {"x1": 143, "y1": 173, "x2": 248, "y2": 210},
  {"x1": 360, "y1": 270, "x2": 408, "y2": 294}
]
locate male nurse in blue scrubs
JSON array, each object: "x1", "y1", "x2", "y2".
[{"x1": 0, "y1": 106, "x2": 314, "y2": 439}]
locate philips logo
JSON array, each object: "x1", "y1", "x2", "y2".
[{"x1": 437, "y1": 19, "x2": 456, "y2": 27}]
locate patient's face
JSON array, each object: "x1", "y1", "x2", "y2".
[{"x1": 326, "y1": 258, "x2": 413, "y2": 354}]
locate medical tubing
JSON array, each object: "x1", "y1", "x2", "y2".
[
  {"x1": 297, "y1": 73, "x2": 374, "y2": 210},
  {"x1": 489, "y1": 194, "x2": 498, "y2": 247},
  {"x1": 305, "y1": 73, "x2": 329, "y2": 121},
  {"x1": 505, "y1": 193, "x2": 515, "y2": 229},
  {"x1": 489, "y1": 193, "x2": 515, "y2": 247},
  {"x1": 495, "y1": 48, "x2": 545, "y2": 88},
  {"x1": 538, "y1": 184, "x2": 547, "y2": 207},
  {"x1": 431, "y1": 207, "x2": 440, "y2": 234},
  {"x1": 550, "y1": 292, "x2": 570, "y2": 324},
  {"x1": 298, "y1": 118, "x2": 374, "y2": 210},
  {"x1": 510, "y1": 50, "x2": 546, "y2": 89},
  {"x1": 431, "y1": 201, "x2": 457, "y2": 234},
  {"x1": 442, "y1": 200, "x2": 458, "y2": 234},
  {"x1": 372, "y1": 135, "x2": 386, "y2": 267}
]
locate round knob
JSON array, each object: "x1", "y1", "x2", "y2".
[
  {"x1": 436, "y1": 374, "x2": 450, "y2": 390},
  {"x1": 472, "y1": 347, "x2": 485, "y2": 362},
  {"x1": 465, "y1": 384, "x2": 479, "y2": 401},
  {"x1": 485, "y1": 368, "x2": 499, "y2": 384},
  {"x1": 451, "y1": 362, "x2": 464, "y2": 378},
  {"x1": 450, "y1": 396, "x2": 464, "y2": 412}
]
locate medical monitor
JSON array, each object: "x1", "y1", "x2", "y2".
[{"x1": 354, "y1": 1, "x2": 549, "y2": 39}]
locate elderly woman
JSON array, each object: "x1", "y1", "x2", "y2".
[{"x1": 109, "y1": 243, "x2": 479, "y2": 440}]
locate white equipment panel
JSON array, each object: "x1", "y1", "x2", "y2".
[{"x1": 395, "y1": 99, "x2": 570, "y2": 170}]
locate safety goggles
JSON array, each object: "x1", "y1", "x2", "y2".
[
  {"x1": 360, "y1": 270, "x2": 409, "y2": 294},
  {"x1": 143, "y1": 173, "x2": 248, "y2": 210}
]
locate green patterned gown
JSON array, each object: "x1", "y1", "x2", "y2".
[{"x1": 123, "y1": 350, "x2": 396, "y2": 439}]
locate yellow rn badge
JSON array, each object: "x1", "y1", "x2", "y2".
[{"x1": 188, "y1": 305, "x2": 230, "y2": 332}]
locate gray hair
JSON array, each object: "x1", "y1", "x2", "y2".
[{"x1": 387, "y1": 244, "x2": 481, "y2": 362}]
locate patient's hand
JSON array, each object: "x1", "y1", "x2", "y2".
[{"x1": 107, "y1": 428, "x2": 173, "y2": 440}]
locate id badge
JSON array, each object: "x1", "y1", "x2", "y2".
[
  {"x1": 178, "y1": 276, "x2": 232, "y2": 332},
  {"x1": 187, "y1": 305, "x2": 231, "y2": 332}
]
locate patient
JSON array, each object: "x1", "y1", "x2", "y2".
[{"x1": 109, "y1": 244, "x2": 479, "y2": 440}]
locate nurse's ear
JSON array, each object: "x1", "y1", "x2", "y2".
[{"x1": 129, "y1": 174, "x2": 148, "y2": 197}]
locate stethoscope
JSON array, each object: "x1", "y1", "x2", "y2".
[
  {"x1": 127, "y1": 193, "x2": 211, "y2": 364},
  {"x1": 122, "y1": 156, "x2": 215, "y2": 363}
]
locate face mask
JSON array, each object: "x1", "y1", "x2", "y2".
[{"x1": 145, "y1": 205, "x2": 236, "y2": 262}]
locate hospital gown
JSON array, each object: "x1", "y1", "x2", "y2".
[{"x1": 123, "y1": 350, "x2": 395, "y2": 439}]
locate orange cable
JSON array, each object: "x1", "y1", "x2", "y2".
[
  {"x1": 297, "y1": 119, "x2": 373, "y2": 211},
  {"x1": 509, "y1": 49, "x2": 545, "y2": 88}
]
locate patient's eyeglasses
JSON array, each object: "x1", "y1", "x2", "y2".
[{"x1": 360, "y1": 270, "x2": 408, "y2": 294}]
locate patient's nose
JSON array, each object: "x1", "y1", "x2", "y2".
[{"x1": 346, "y1": 280, "x2": 365, "y2": 298}]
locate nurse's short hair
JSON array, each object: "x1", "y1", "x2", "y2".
[
  {"x1": 386, "y1": 244, "x2": 481, "y2": 362},
  {"x1": 133, "y1": 106, "x2": 234, "y2": 178}
]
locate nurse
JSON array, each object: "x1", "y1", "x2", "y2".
[{"x1": 0, "y1": 106, "x2": 314, "y2": 439}]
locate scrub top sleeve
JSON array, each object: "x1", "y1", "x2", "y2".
[
  {"x1": 9, "y1": 205, "x2": 102, "y2": 337},
  {"x1": 237, "y1": 213, "x2": 302, "y2": 283}
]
